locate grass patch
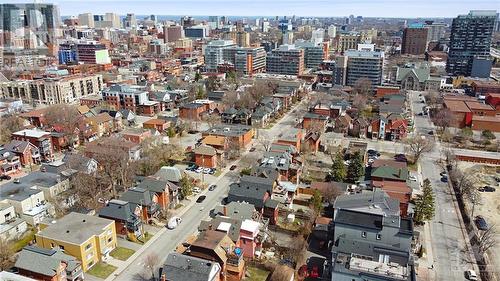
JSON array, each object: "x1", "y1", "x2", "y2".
[
  {"x1": 174, "y1": 203, "x2": 183, "y2": 209},
  {"x1": 110, "y1": 247, "x2": 135, "y2": 261},
  {"x1": 12, "y1": 229, "x2": 36, "y2": 252},
  {"x1": 277, "y1": 217, "x2": 304, "y2": 231},
  {"x1": 87, "y1": 262, "x2": 117, "y2": 279},
  {"x1": 246, "y1": 266, "x2": 270, "y2": 281}
]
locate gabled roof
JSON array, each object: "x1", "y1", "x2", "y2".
[
  {"x1": 333, "y1": 189, "x2": 400, "y2": 217},
  {"x1": 194, "y1": 144, "x2": 217, "y2": 156},
  {"x1": 199, "y1": 216, "x2": 241, "y2": 243},
  {"x1": 371, "y1": 165, "x2": 408, "y2": 181},
  {"x1": 120, "y1": 188, "x2": 154, "y2": 207},
  {"x1": 162, "y1": 253, "x2": 220, "y2": 281},
  {"x1": 136, "y1": 178, "x2": 170, "y2": 193},
  {"x1": 99, "y1": 199, "x2": 139, "y2": 222},
  {"x1": 15, "y1": 246, "x2": 81, "y2": 278},
  {"x1": 396, "y1": 67, "x2": 430, "y2": 83}
]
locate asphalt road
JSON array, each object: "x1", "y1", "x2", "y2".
[
  {"x1": 408, "y1": 91, "x2": 475, "y2": 280},
  {"x1": 108, "y1": 98, "x2": 310, "y2": 280}
]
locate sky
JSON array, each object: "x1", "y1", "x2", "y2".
[{"x1": 7, "y1": 0, "x2": 500, "y2": 18}]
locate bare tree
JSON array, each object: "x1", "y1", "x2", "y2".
[
  {"x1": 0, "y1": 115, "x2": 25, "y2": 144},
  {"x1": 143, "y1": 253, "x2": 160, "y2": 280},
  {"x1": 257, "y1": 131, "x2": 273, "y2": 152},
  {"x1": 352, "y1": 94, "x2": 368, "y2": 112},
  {"x1": 70, "y1": 172, "x2": 110, "y2": 210},
  {"x1": 449, "y1": 168, "x2": 477, "y2": 199},
  {"x1": 202, "y1": 113, "x2": 221, "y2": 128},
  {"x1": 0, "y1": 238, "x2": 15, "y2": 271},
  {"x1": 221, "y1": 90, "x2": 239, "y2": 108},
  {"x1": 352, "y1": 78, "x2": 372, "y2": 96},
  {"x1": 433, "y1": 107, "x2": 454, "y2": 133},
  {"x1": 476, "y1": 226, "x2": 498, "y2": 255},
  {"x1": 44, "y1": 104, "x2": 82, "y2": 147},
  {"x1": 322, "y1": 185, "x2": 343, "y2": 204},
  {"x1": 227, "y1": 138, "x2": 241, "y2": 160},
  {"x1": 270, "y1": 264, "x2": 294, "y2": 281},
  {"x1": 404, "y1": 135, "x2": 435, "y2": 163}
]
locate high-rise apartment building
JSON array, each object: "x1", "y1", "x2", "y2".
[
  {"x1": 1, "y1": 3, "x2": 60, "y2": 53},
  {"x1": 78, "y1": 13, "x2": 94, "y2": 28},
  {"x1": 266, "y1": 45, "x2": 305, "y2": 76},
  {"x1": 295, "y1": 40, "x2": 329, "y2": 69},
  {"x1": 401, "y1": 25, "x2": 428, "y2": 55},
  {"x1": 164, "y1": 25, "x2": 184, "y2": 42},
  {"x1": 328, "y1": 25, "x2": 337, "y2": 38},
  {"x1": 222, "y1": 46, "x2": 267, "y2": 75},
  {"x1": 185, "y1": 25, "x2": 209, "y2": 39},
  {"x1": 336, "y1": 33, "x2": 361, "y2": 53},
  {"x1": 447, "y1": 10, "x2": 496, "y2": 76},
  {"x1": 208, "y1": 16, "x2": 221, "y2": 30},
  {"x1": 345, "y1": 49, "x2": 384, "y2": 89},
  {"x1": 423, "y1": 21, "x2": 447, "y2": 42},
  {"x1": 204, "y1": 40, "x2": 237, "y2": 72},
  {"x1": 123, "y1": 13, "x2": 137, "y2": 29},
  {"x1": 59, "y1": 41, "x2": 111, "y2": 65},
  {"x1": 311, "y1": 28, "x2": 325, "y2": 45},
  {"x1": 235, "y1": 31, "x2": 250, "y2": 47}
]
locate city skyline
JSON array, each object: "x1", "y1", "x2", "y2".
[{"x1": 6, "y1": 0, "x2": 499, "y2": 18}]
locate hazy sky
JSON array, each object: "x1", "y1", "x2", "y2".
[{"x1": 8, "y1": 0, "x2": 500, "y2": 17}]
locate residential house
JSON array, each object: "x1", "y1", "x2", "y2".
[
  {"x1": 43, "y1": 152, "x2": 98, "y2": 175},
  {"x1": 304, "y1": 131, "x2": 321, "y2": 154},
  {"x1": 396, "y1": 64, "x2": 442, "y2": 91},
  {"x1": 159, "y1": 252, "x2": 221, "y2": 281},
  {"x1": 36, "y1": 212, "x2": 117, "y2": 272},
  {"x1": 15, "y1": 246, "x2": 84, "y2": 281},
  {"x1": 194, "y1": 145, "x2": 219, "y2": 168},
  {"x1": 371, "y1": 163, "x2": 409, "y2": 183},
  {"x1": 276, "y1": 128, "x2": 303, "y2": 151},
  {"x1": 228, "y1": 175, "x2": 279, "y2": 225},
  {"x1": 0, "y1": 171, "x2": 69, "y2": 225},
  {"x1": 19, "y1": 108, "x2": 47, "y2": 128},
  {"x1": 179, "y1": 102, "x2": 206, "y2": 120},
  {"x1": 187, "y1": 230, "x2": 245, "y2": 281},
  {"x1": 371, "y1": 160, "x2": 412, "y2": 216},
  {"x1": 303, "y1": 113, "x2": 329, "y2": 132},
  {"x1": 0, "y1": 140, "x2": 40, "y2": 167},
  {"x1": 348, "y1": 117, "x2": 369, "y2": 138},
  {"x1": 202, "y1": 135, "x2": 228, "y2": 151},
  {"x1": 251, "y1": 106, "x2": 272, "y2": 127},
  {"x1": 202, "y1": 124, "x2": 254, "y2": 150},
  {"x1": 154, "y1": 166, "x2": 183, "y2": 184},
  {"x1": 334, "y1": 114, "x2": 352, "y2": 135},
  {"x1": 0, "y1": 203, "x2": 28, "y2": 240},
  {"x1": 121, "y1": 128, "x2": 153, "y2": 144},
  {"x1": 136, "y1": 177, "x2": 179, "y2": 210},
  {"x1": 85, "y1": 112, "x2": 114, "y2": 138},
  {"x1": 84, "y1": 137, "x2": 141, "y2": 161},
  {"x1": 99, "y1": 199, "x2": 142, "y2": 238},
  {"x1": 331, "y1": 190, "x2": 414, "y2": 281},
  {"x1": 119, "y1": 188, "x2": 160, "y2": 222},
  {"x1": 11, "y1": 129, "x2": 53, "y2": 161},
  {"x1": 143, "y1": 118, "x2": 170, "y2": 133},
  {"x1": 221, "y1": 108, "x2": 238, "y2": 124},
  {"x1": 0, "y1": 148, "x2": 22, "y2": 176}
]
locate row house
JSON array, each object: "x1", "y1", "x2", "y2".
[
  {"x1": 0, "y1": 203, "x2": 28, "y2": 241},
  {"x1": 99, "y1": 199, "x2": 143, "y2": 238},
  {"x1": 11, "y1": 129, "x2": 53, "y2": 161},
  {"x1": 303, "y1": 112, "x2": 329, "y2": 132},
  {"x1": 367, "y1": 116, "x2": 408, "y2": 141}
]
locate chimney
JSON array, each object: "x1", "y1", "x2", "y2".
[
  {"x1": 223, "y1": 205, "x2": 227, "y2": 216},
  {"x1": 208, "y1": 224, "x2": 213, "y2": 230}
]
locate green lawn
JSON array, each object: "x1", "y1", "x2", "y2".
[
  {"x1": 12, "y1": 229, "x2": 36, "y2": 252},
  {"x1": 110, "y1": 247, "x2": 135, "y2": 261},
  {"x1": 87, "y1": 262, "x2": 117, "y2": 279},
  {"x1": 174, "y1": 203, "x2": 184, "y2": 209},
  {"x1": 246, "y1": 266, "x2": 270, "y2": 281}
]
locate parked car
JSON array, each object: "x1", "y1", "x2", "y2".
[
  {"x1": 208, "y1": 184, "x2": 217, "y2": 191},
  {"x1": 196, "y1": 195, "x2": 207, "y2": 203},
  {"x1": 195, "y1": 167, "x2": 204, "y2": 173},
  {"x1": 440, "y1": 171, "x2": 447, "y2": 177},
  {"x1": 230, "y1": 165, "x2": 237, "y2": 171},
  {"x1": 249, "y1": 147, "x2": 256, "y2": 152},
  {"x1": 167, "y1": 217, "x2": 182, "y2": 229},
  {"x1": 441, "y1": 176, "x2": 448, "y2": 183},
  {"x1": 465, "y1": 270, "x2": 478, "y2": 281},
  {"x1": 0, "y1": 175, "x2": 12, "y2": 180},
  {"x1": 186, "y1": 164, "x2": 197, "y2": 171},
  {"x1": 193, "y1": 187, "x2": 201, "y2": 193},
  {"x1": 209, "y1": 168, "x2": 216, "y2": 175},
  {"x1": 428, "y1": 130, "x2": 434, "y2": 135},
  {"x1": 475, "y1": 216, "x2": 488, "y2": 231},
  {"x1": 203, "y1": 168, "x2": 211, "y2": 174},
  {"x1": 479, "y1": 186, "x2": 496, "y2": 192},
  {"x1": 408, "y1": 175, "x2": 417, "y2": 181}
]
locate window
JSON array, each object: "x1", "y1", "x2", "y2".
[
  {"x1": 85, "y1": 243, "x2": 92, "y2": 250},
  {"x1": 86, "y1": 253, "x2": 94, "y2": 260},
  {"x1": 59, "y1": 245, "x2": 65, "y2": 251},
  {"x1": 376, "y1": 234, "x2": 382, "y2": 240},
  {"x1": 107, "y1": 237, "x2": 113, "y2": 243},
  {"x1": 361, "y1": 231, "x2": 367, "y2": 238}
]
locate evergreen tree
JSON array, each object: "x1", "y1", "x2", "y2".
[
  {"x1": 414, "y1": 178, "x2": 435, "y2": 224},
  {"x1": 331, "y1": 151, "x2": 347, "y2": 182},
  {"x1": 347, "y1": 151, "x2": 365, "y2": 183},
  {"x1": 311, "y1": 190, "x2": 323, "y2": 213},
  {"x1": 179, "y1": 176, "x2": 193, "y2": 199}
]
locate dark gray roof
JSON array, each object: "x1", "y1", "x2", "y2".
[
  {"x1": 334, "y1": 236, "x2": 410, "y2": 265},
  {"x1": 0, "y1": 171, "x2": 63, "y2": 202},
  {"x1": 334, "y1": 209, "x2": 383, "y2": 230},
  {"x1": 161, "y1": 252, "x2": 219, "y2": 281},
  {"x1": 99, "y1": 199, "x2": 139, "y2": 222},
  {"x1": 264, "y1": 199, "x2": 279, "y2": 209},
  {"x1": 333, "y1": 189, "x2": 400, "y2": 217},
  {"x1": 303, "y1": 112, "x2": 329, "y2": 120},
  {"x1": 214, "y1": 201, "x2": 255, "y2": 220},
  {"x1": 15, "y1": 246, "x2": 80, "y2": 277},
  {"x1": 136, "y1": 178, "x2": 169, "y2": 193},
  {"x1": 120, "y1": 188, "x2": 154, "y2": 207},
  {"x1": 199, "y1": 216, "x2": 241, "y2": 243}
]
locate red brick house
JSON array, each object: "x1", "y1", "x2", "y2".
[
  {"x1": 179, "y1": 103, "x2": 206, "y2": 120},
  {"x1": 143, "y1": 119, "x2": 170, "y2": 133},
  {"x1": 485, "y1": 93, "x2": 500, "y2": 113},
  {"x1": 11, "y1": 129, "x2": 53, "y2": 161},
  {"x1": 303, "y1": 112, "x2": 329, "y2": 132},
  {"x1": 276, "y1": 128, "x2": 303, "y2": 152},
  {"x1": 304, "y1": 131, "x2": 321, "y2": 154},
  {"x1": 121, "y1": 129, "x2": 153, "y2": 144},
  {"x1": 194, "y1": 145, "x2": 218, "y2": 168},
  {"x1": 1, "y1": 139, "x2": 40, "y2": 166}
]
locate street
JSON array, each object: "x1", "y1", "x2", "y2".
[{"x1": 107, "y1": 98, "x2": 309, "y2": 280}]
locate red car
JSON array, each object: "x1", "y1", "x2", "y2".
[{"x1": 310, "y1": 265, "x2": 319, "y2": 278}]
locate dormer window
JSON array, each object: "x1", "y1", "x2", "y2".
[
  {"x1": 361, "y1": 231, "x2": 367, "y2": 238},
  {"x1": 376, "y1": 234, "x2": 382, "y2": 240}
]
